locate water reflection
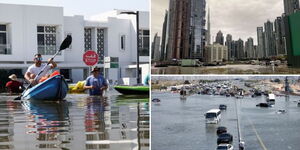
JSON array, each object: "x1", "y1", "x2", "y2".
[
  {"x1": 0, "y1": 100, "x2": 14, "y2": 149},
  {"x1": 22, "y1": 101, "x2": 71, "y2": 149},
  {"x1": 0, "y1": 92, "x2": 149, "y2": 150},
  {"x1": 114, "y1": 95, "x2": 150, "y2": 150},
  {"x1": 84, "y1": 96, "x2": 109, "y2": 149}
]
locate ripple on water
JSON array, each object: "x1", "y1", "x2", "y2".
[{"x1": 0, "y1": 93, "x2": 149, "y2": 150}]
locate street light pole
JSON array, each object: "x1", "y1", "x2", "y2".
[
  {"x1": 120, "y1": 11, "x2": 140, "y2": 85},
  {"x1": 136, "y1": 11, "x2": 140, "y2": 85}
]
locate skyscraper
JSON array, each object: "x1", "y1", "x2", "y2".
[
  {"x1": 206, "y1": 7, "x2": 211, "y2": 45},
  {"x1": 190, "y1": 0, "x2": 206, "y2": 59},
  {"x1": 236, "y1": 39, "x2": 244, "y2": 60},
  {"x1": 257, "y1": 27, "x2": 265, "y2": 58},
  {"x1": 264, "y1": 20, "x2": 276, "y2": 57},
  {"x1": 166, "y1": 0, "x2": 190, "y2": 60},
  {"x1": 166, "y1": 0, "x2": 206, "y2": 60},
  {"x1": 283, "y1": 0, "x2": 300, "y2": 16},
  {"x1": 215, "y1": 31, "x2": 224, "y2": 45},
  {"x1": 245, "y1": 37, "x2": 254, "y2": 58},
  {"x1": 151, "y1": 33, "x2": 161, "y2": 61},
  {"x1": 160, "y1": 10, "x2": 169, "y2": 60},
  {"x1": 274, "y1": 17, "x2": 286, "y2": 55},
  {"x1": 225, "y1": 34, "x2": 233, "y2": 60}
]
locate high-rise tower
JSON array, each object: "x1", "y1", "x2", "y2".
[
  {"x1": 160, "y1": 10, "x2": 169, "y2": 60},
  {"x1": 215, "y1": 31, "x2": 224, "y2": 45},
  {"x1": 206, "y1": 7, "x2": 211, "y2": 45},
  {"x1": 264, "y1": 20, "x2": 276, "y2": 57},
  {"x1": 283, "y1": 0, "x2": 300, "y2": 16},
  {"x1": 166, "y1": 0, "x2": 206, "y2": 60},
  {"x1": 257, "y1": 27, "x2": 265, "y2": 58}
]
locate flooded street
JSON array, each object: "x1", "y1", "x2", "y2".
[
  {"x1": 151, "y1": 91, "x2": 300, "y2": 150},
  {"x1": 0, "y1": 91, "x2": 149, "y2": 150},
  {"x1": 152, "y1": 65, "x2": 300, "y2": 74}
]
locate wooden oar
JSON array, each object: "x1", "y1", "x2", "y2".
[{"x1": 14, "y1": 35, "x2": 72, "y2": 100}]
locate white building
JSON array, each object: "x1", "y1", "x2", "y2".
[
  {"x1": 0, "y1": 3, "x2": 149, "y2": 85},
  {"x1": 205, "y1": 43, "x2": 228, "y2": 63}
]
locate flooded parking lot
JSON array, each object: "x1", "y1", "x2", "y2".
[
  {"x1": 0, "y1": 91, "x2": 149, "y2": 150},
  {"x1": 151, "y1": 91, "x2": 300, "y2": 150}
]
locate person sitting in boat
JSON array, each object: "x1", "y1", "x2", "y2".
[
  {"x1": 24, "y1": 53, "x2": 57, "y2": 86},
  {"x1": 84, "y1": 67, "x2": 108, "y2": 96},
  {"x1": 5, "y1": 74, "x2": 23, "y2": 95}
]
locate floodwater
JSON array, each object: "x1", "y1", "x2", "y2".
[
  {"x1": 152, "y1": 64, "x2": 300, "y2": 74},
  {"x1": 0, "y1": 91, "x2": 149, "y2": 150},
  {"x1": 151, "y1": 91, "x2": 300, "y2": 150}
]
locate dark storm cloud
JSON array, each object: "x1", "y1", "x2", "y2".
[{"x1": 152, "y1": 0, "x2": 284, "y2": 44}]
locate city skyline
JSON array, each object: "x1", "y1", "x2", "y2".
[{"x1": 152, "y1": 0, "x2": 284, "y2": 45}]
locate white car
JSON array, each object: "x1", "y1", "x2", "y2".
[{"x1": 216, "y1": 144, "x2": 234, "y2": 150}]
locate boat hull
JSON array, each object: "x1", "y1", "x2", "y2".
[
  {"x1": 114, "y1": 86, "x2": 149, "y2": 95},
  {"x1": 22, "y1": 75, "x2": 68, "y2": 101}
]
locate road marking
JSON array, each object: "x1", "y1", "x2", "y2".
[{"x1": 247, "y1": 117, "x2": 268, "y2": 150}]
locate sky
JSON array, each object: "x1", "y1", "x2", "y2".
[
  {"x1": 0, "y1": 0, "x2": 149, "y2": 19},
  {"x1": 152, "y1": 0, "x2": 284, "y2": 45}
]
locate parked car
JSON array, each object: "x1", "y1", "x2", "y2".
[
  {"x1": 217, "y1": 133, "x2": 233, "y2": 144},
  {"x1": 219, "y1": 104, "x2": 227, "y2": 110},
  {"x1": 216, "y1": 126, "x2": 227, "y2": 135},
  {"x1": 216, "y1": 144, "x2": 234, "y2": 150}
]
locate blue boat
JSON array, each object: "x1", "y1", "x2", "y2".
[{"x1": 22, "y1": 75, "x2": 68, "y2": 101}]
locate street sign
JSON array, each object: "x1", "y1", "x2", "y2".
[
  {"x1": 83, "y1": 50, "x2": 98, "y2": 66},
  {"x1": 104, "y1": 56, "x2": 119, "y2": 68}
]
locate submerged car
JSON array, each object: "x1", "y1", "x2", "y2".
[
  {"x1": 152, "y1": 98, "x2": 161, "y2": 102},
  {"x1": 219, "y1": 104, "x2": 227, "y2": 110},
  {"x1": 216, "y1": 126, "x2": 227, "y2": 135},
  {"x1": 256, "y1": 103, "x2": 271, "y2": 107},
  {"x1": 217, "y1": 133, "x2": 233, "y2": 144},
  {"x1": 216, "y1": 144, "x2": 234, "y2": 150}
]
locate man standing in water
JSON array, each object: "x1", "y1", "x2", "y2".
[
  {"x1": 24, "y1": 53, "x2": 57, "y2": 86},
  {"x1": 84, "y1": 67, "x2": 108, "y2": 96}
]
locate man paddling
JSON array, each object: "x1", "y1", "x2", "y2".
[
  {"x1": 24, "y1": 53, "x2": 57, "y2": 86},
  {"x1": 84, "y1": 67, "x2": 108, "y2": 96}
]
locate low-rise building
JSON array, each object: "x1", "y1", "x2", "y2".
[
  {"x1": 204, "y1": 43, "x2": 228, "y2": 63},
  {"x1": 0, "y1": 3, "x2": 149, "y2": 85}
]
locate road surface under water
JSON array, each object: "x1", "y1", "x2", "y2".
[
  {"x1": 0, "y1": 91, "x2": 149, "y2": 150},
  {"x1": 152, "y1": 64, "x2": 300, "y2": 74},
  {"x1": 151, "y1": 91, "x2": 300, "y2": 150}
]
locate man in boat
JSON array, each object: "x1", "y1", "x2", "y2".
[
  {"x1": 5, "y1": 74, "x2": 23, "y2": 95},
  {"x1": 84, "y1": 67, "x2": 108, "y2": 96},
  {"x1": 24, "y1": 53, "x2": 57, "y2": 86}
]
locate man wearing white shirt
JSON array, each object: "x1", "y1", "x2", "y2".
[{"x1": 24, "y1": 53, "x2": 57, "y2": 86}]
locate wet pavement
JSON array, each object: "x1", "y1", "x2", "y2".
[
  {"x1": 0, "y1": 91, "x2": 149, "y2": 150},
  {"x1": 152, "y1": 64, "x2": 300, "y2": 74},
  {"x1": 151, "y1": 91, "x2": 300, "y2": 150}
]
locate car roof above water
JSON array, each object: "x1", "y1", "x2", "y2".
[{"x1": 207, "y1": 109, "x2": 221, "y2": 113}]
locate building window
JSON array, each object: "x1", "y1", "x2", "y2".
[
  {"x1": 97, "y1": 28, "x2": 105, "y2": 64},
  {"x1": 120, "y1": 35, "x2": 126, "y2": 51},
  {"x1": 37, "y1": 26, "x2": 57, "y2": 55},
  {"x1": 0, "y1": 24, "x2": 11, "y2": 55},
  {"x1": 84, "y1": 28, "x2": 92, "y2": 51},
  {"x1": 139, "y1": 30, "x2": 149, "y2": 56}
]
